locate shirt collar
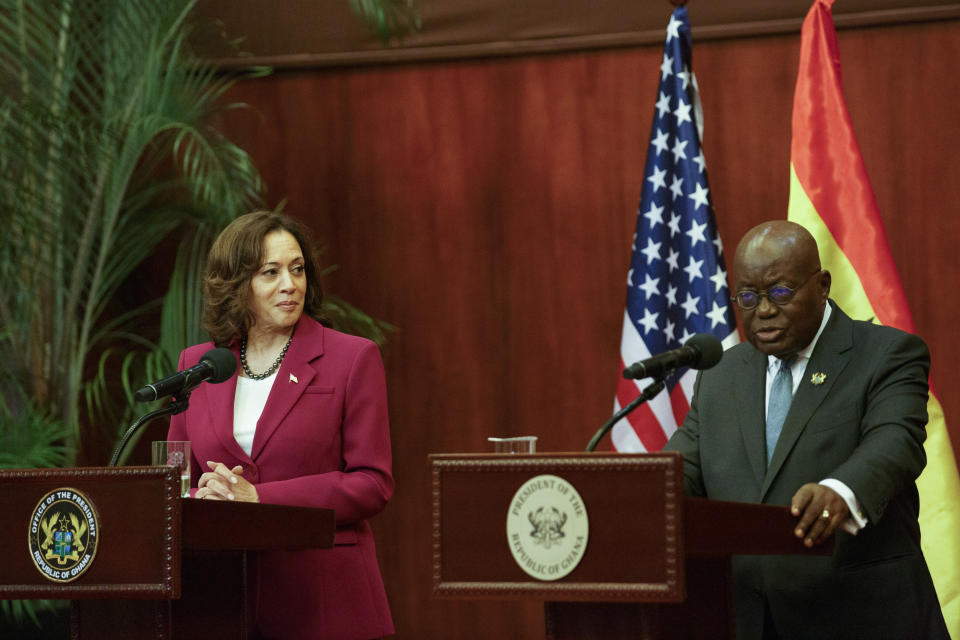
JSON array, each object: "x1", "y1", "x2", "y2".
[{"x1": 767, "y1": 302, "x2": 832, "y2": 371}]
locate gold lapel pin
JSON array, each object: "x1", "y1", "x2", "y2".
[
  {"x1": 810, "y1": 372, "x2": 826, "y2": 385},
  {"x1": 289, "y1": 373, "x2": 299, "y2": 384}
]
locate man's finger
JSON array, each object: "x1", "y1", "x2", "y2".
[
  {"x1": 794, "y1": 500, "x2": 822, "y2": 538},
  {"x1": 814, "y1": 501, "x2": 848, "y2": 544},
  {"x1": 803, "y1": 508, "x2": 831, "y2": 546},
  {"x1": 790, "y1": 484, "x2": 816, "y2": 516}
]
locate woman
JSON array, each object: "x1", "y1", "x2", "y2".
[{"x1": 167, "y1": 211, "x2": 394, "y2": 640}]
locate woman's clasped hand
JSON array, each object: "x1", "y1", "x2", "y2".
[{"x1": 196, "y1": 461, "x2": 259, "y2": 502}]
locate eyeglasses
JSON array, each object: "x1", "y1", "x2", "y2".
[{"x1": 731, "y1": 270, "x2": 821, "y2": 310}]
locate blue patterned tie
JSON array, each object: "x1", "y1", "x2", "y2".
[{"x1": 766, "y1": 357, "x2": 795, "y2": 465}]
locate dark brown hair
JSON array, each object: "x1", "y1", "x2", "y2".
[{"x1": 203, "y1": 211, "x2": 326, "y2": 346}]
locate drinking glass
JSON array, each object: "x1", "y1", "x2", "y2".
[
  {"x1": 488, "y1": 436, "x2": 537, "y2": 454},
  {"x1": 152, "y1": 441, "x2": 191, "y2": 497}
]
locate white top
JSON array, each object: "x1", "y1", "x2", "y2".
[{"x1": 233, "y1": 372, "x2": 277, "y2": 456}]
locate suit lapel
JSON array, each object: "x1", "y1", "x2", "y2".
[
  {"x1": 736, "y1": 346, "x2": 769, "y2": 490},
  {"x1": 761, "y1": 303, "x2": 854, "y2": 499},
  {"x1": 249, "y1": 318, "x2": 324, "y2": 460}
]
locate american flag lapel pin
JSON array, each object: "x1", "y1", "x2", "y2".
[{"x1": 289, "y1": 373, "x2": 298, "y2": 384}]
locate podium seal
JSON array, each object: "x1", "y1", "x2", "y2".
[
  {"x1": 505, "y1": 474, "x2": 589, "y2": 581},
  {"x1": 28, "y1": 487, "x2": 100, "y2": 583}
]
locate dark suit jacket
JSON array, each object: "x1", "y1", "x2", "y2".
[
  {"x1": 664, "y1": 301, "x2": 948, "y2": 640},
  {"x1": 168, "y1": 316, "x2": 394, "y2": 640}
]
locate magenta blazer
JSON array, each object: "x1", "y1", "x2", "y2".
[{"x1": 168, "y1": 316, "x2": 394, "y2": 640}]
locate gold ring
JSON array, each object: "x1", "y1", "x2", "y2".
[{"x1": 821, "y1": 509, "x2": 830, "y2": 519}]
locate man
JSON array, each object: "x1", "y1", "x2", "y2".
[{"x1": 664, "y1": 221, "x2": 948, "y2": 639}]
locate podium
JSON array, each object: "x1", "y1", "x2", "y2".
[
  {"x1": 430, "y1": 452, "x2": 829, "y2": 640},
  {"x1": 0, "y1": 466, "x2": 334, "y2": 639}
]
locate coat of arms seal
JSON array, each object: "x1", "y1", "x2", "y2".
[
  {"x1": 28, "y1": 487, "x2": 100, "y2": 583},
  {"x1": 505, "y1": 474, "x2": 589, "y2": 581}
]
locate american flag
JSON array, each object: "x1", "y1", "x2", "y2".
[{"x1": 611, "y1": 7, "x2": 738, "y2": 453}]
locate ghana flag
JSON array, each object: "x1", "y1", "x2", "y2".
[{"x1": 787, "y1": 0, "x2": 960, "y2": 632}]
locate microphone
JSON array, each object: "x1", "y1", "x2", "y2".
[
  {"x1": 134, "y1": 348, "x2": 236, "y2": 402},
  {"x1": 622, "y1": 333, "x2": 723, "y2": 380}
]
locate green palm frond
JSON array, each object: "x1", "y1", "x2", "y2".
[
  {"x1": 0, "y1": 397, "x2": 71, "y2": 469},
  {"x1": 349, "y1": 0, "x2": 421, "y2": 41},
  {"x1": 0, "y1": 0, "x2": 264, "y2": 450},
  {"x1": 0, "y1": 598, "x2": 65, "y2": 630}
]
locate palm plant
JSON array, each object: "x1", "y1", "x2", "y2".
[{"x1": 0, "y1": 0, "x2": 266, "y2": 462}]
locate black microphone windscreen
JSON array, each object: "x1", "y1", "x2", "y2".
[
  {"x1": 200, "y1": 348, "x2": 238, "y2": 383},
  {"x1": 686, "y1": 333, "x2": 723, "y2": 370}
]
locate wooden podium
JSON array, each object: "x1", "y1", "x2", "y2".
[
  {"x1": 430, "y1": 452, "x2": 828, "y2": 640},
  {"x1": 0, "y1": 466, "x2": 335, "y2": 639}
]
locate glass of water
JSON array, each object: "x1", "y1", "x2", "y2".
[
  {"x1": 152, "y1": 441, "x2": 191, "y2": 497},
  {"x1": 488, "y1": 436, "x2": 538, "y2": 454}
]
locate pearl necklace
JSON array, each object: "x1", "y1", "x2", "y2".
[{"x1": 240, "y1": 329, "x2": 294, "y2": 380}]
